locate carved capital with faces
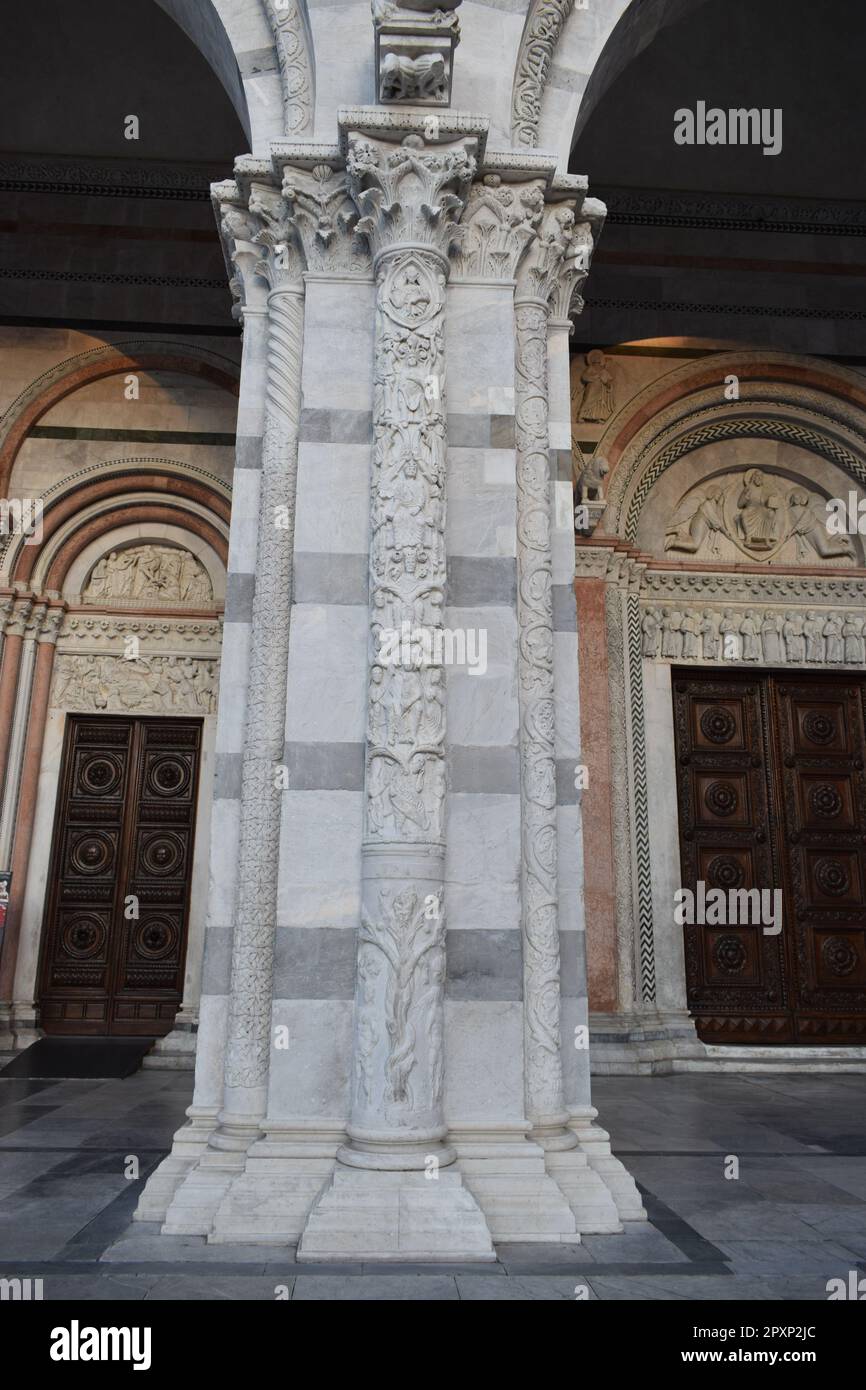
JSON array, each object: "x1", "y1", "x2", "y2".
[{"x1": 515, "y1": 198, "x2": 595, "y2": 314}]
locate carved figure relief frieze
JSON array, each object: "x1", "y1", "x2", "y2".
[
  {"x1": 51, "y1": 653, "x2": 218, "y2": 714},
  {"x1": 83, "y1": 546, "x2": 214, "y2": 606},
  {"x1": 664, "y1": 470, "x2": 857, "y2": 565},
  {"x1": 641, "y1": 603, "x2": 866, "y2": 667}
]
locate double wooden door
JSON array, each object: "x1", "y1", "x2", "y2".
[
  {"x1": 38, "y1": 716, "x2": 201, "y2": 1035},
  {"x1": 672, "y1": 671, "x2": 866, "y2": 1044}
]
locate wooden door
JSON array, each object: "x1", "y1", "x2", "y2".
[
  {"x1": 673, "y1": 671, "x2": 866, "y2": 1043},
  {"x1": 771, "y1": 678, "x2": 866, "y2": 1041},
  {"x1": 38, "y1": 715, "x2": 202, "y2": 1036}
]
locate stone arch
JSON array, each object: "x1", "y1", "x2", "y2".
[
  {"x1": 2, "y1": 462, "x2": 230, "y2": 586},
  {"x1": 594, "y1": 351, "x2": 866, "y2": 540},
  {"x1": 154, "y1": 0, "x2": 315, "y2": 152},
  {"x1": 515, "y1": 0, "x2": 719, "y2": 171},
  {"x1": 0, "y1": 342, "x2": 240, "y2": 500}
]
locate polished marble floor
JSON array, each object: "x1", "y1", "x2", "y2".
[{"x1": 0, "y1": 1068, "x2": 864, "y2": 1300}]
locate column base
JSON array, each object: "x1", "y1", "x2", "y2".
[
  {"x1": 453, "y1": 1129, "x2": 581, "y2": 1243},
  {"x1": 569, "y1": 1107, "x2": 647, "y2": 1222},
  {"x1": 207, "y1": 1128, "x2": 343, "y2": 1245},
  {"x1": 135, "y1": 1107, "x2": 217, "y2": 1223},
  {"x1": 544, "y1": 1146, "x2": 623, "y2": 1233},
  {"x1": 297, "y1": 1165, "x2": 496, "y2": 1262}
]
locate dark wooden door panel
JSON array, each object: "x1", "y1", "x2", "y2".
[
  {"x1": 672, "y1": 675, "x2": 790, "y2": 1044},
  {"x1": 772, "y1": 680, "x2": 866, "y2": 1042},
  {"x1": 38, "y1": 716, "x2": 201, "y2": 1036},
  {"x1": 673, "y1": 670, "x2": 866, "y2": 1045}
]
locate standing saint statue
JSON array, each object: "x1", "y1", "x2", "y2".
[{"x1": 576, "y1": 349, "x2": 614, "y2": 422}]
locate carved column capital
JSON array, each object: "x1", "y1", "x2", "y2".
[
  {"x1": 6, "y1": 593, "x2": 34, "y2": 639},
  {"x1": 0, "y1": 594, "x2": 14, "y2": 637},
  {"x1": 36, "y1": 602, "x2": 66, "y2": 646},
  {"x1": 279, "y1": 163, "x2": 368, "y2": 276},
  {"x1": 345, "y1": 131, "x2": 477, "y2": 268},
  {"x1": 214, "y1": 181, "x2": 269, "y2": 322},
  {"x1": 247, "y1": 183, "x2": 305, "y2": 293},
  {"x1": 450, "y1": 174, "x2": 546, "y2": 282},
  {"x1": 515, "y1": 198, "x2": 588, "y2": 310}
]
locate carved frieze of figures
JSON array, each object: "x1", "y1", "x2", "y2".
[
  {"x1": 83, "y1": 546, "x2": 214, "y2": 606},
  {"x1": 50, "y1": 654, "x2": 218, "y2": 714},
  {"x1": 640, "y1": 604, "x2": 866, "y2": 667},
  {"x1": 576, "y1": 349, "x2": 614, "y2": 422},
  {"x1": 664, "y1": 470, "x2": 857, "y2": 565}
]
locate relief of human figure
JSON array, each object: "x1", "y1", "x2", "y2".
[
  {"x1": 824, "y1": 612, "x2": 844, "y2": 663},
  {"x1": 761, "y1": 612, "x2": 784, "y2": 664},
  {"x1": 719, "y1": 609, "x2": 741, "y2": 660},
  {"x1": 576, "y1": 349, "x2": 614, "y2": 422},
  {"x1": 389, "y1": 754, "x2": 430, "y2": 836},
  {"x1": 735, "y1": 469, "x2": 783, "y2": 551},
  {"x1": 843, "y1": 614, "x2": 866, "y2": 665},
  {"x1": 789, "y1": 488, "x2": 855, "y2": 561},
  {"x1": 783, "y1": 612, "x2": 806, "y2": 663},
  {"x1": 681, "y1": 611, "x2": 700, "y2": 660},
  {"x1": 382, "y1": 456, "x2": 428, "y2": 575},
  {"x1": 804, "y1": 610, "x2": 825, "y2": 663},
  {"x1": 641, "y1": 607, "x2": 661, "y2": 658},
  {"x1": 661, "y1": 608, "x2": 683, "y2": 660},
  {"x1": 665, "y1": 487, "x2": 725, "y2": 557},
  {"x1": 418, "y1": 667, "x2": 445, "y2": 746},
  {"x1": 368, "y1": 665, "x2": 391, "y2": 746},
  {"x1": 740, "y1": 611, "x2": 762, "y2": 662},
  {"x1": 367, "y1": 753, "x2": 396, "y2": 835},
  {"x1": 700, "y1": 609, "x2": 720, "y2": 661}
]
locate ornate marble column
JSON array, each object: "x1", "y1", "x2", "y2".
[
  {"x1": 513, "y1": 197, "x2": 588, "y2": 1144},
  {"x1": 209, "y1": 186, "x2": 305, "y2": 1149},
  {"x1": 0, "y1": 598, "x2": 64, "y2": 1021},
  {"x1": 343, "y1": 130, "x2": 474, "y2": 1168},
  {"x1": 299, "y1": 124, "x2": 496, "y2": 1261}
]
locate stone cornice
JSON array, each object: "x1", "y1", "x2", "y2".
[{"x1": 601, "y1": 185, "x2": 866, "y2": 238}]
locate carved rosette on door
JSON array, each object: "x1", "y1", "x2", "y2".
[
  {"x1": 38, "y1": 717, "x2": 202, "y2": 1035},
  {"x1": 673, "y1": 672, "x2": 866, "y2": 1043}
]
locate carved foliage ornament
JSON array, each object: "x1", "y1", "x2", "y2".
[
  {"x1": 358, "y1": 886, "x2": 445, "y2": 1111},
  {"x1": 512, "y1": 0, "x2": 575, "y2": 148}
]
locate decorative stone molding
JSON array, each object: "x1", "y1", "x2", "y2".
[
  {"x1": 0, "y1": 153, "x2": 224, "y2": 201},
  {"x1": 512, "y1": 0, "x2": 575, "y2": 148},
  {"x1": 603, "y1": 186, "x2": 866, "y2": 238},
  {"x1": 373, "y1": 0, "x2": 461, "y2": 107},
  {"x1": 58, "y1": 614, "x2": 222, "y2": 653},
  {"x1": 265, "y1": 0, "x2": 315, "y2": 137},
  {"x1": 624, "y1": 419, "x2": 866, "y2": 546}
]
